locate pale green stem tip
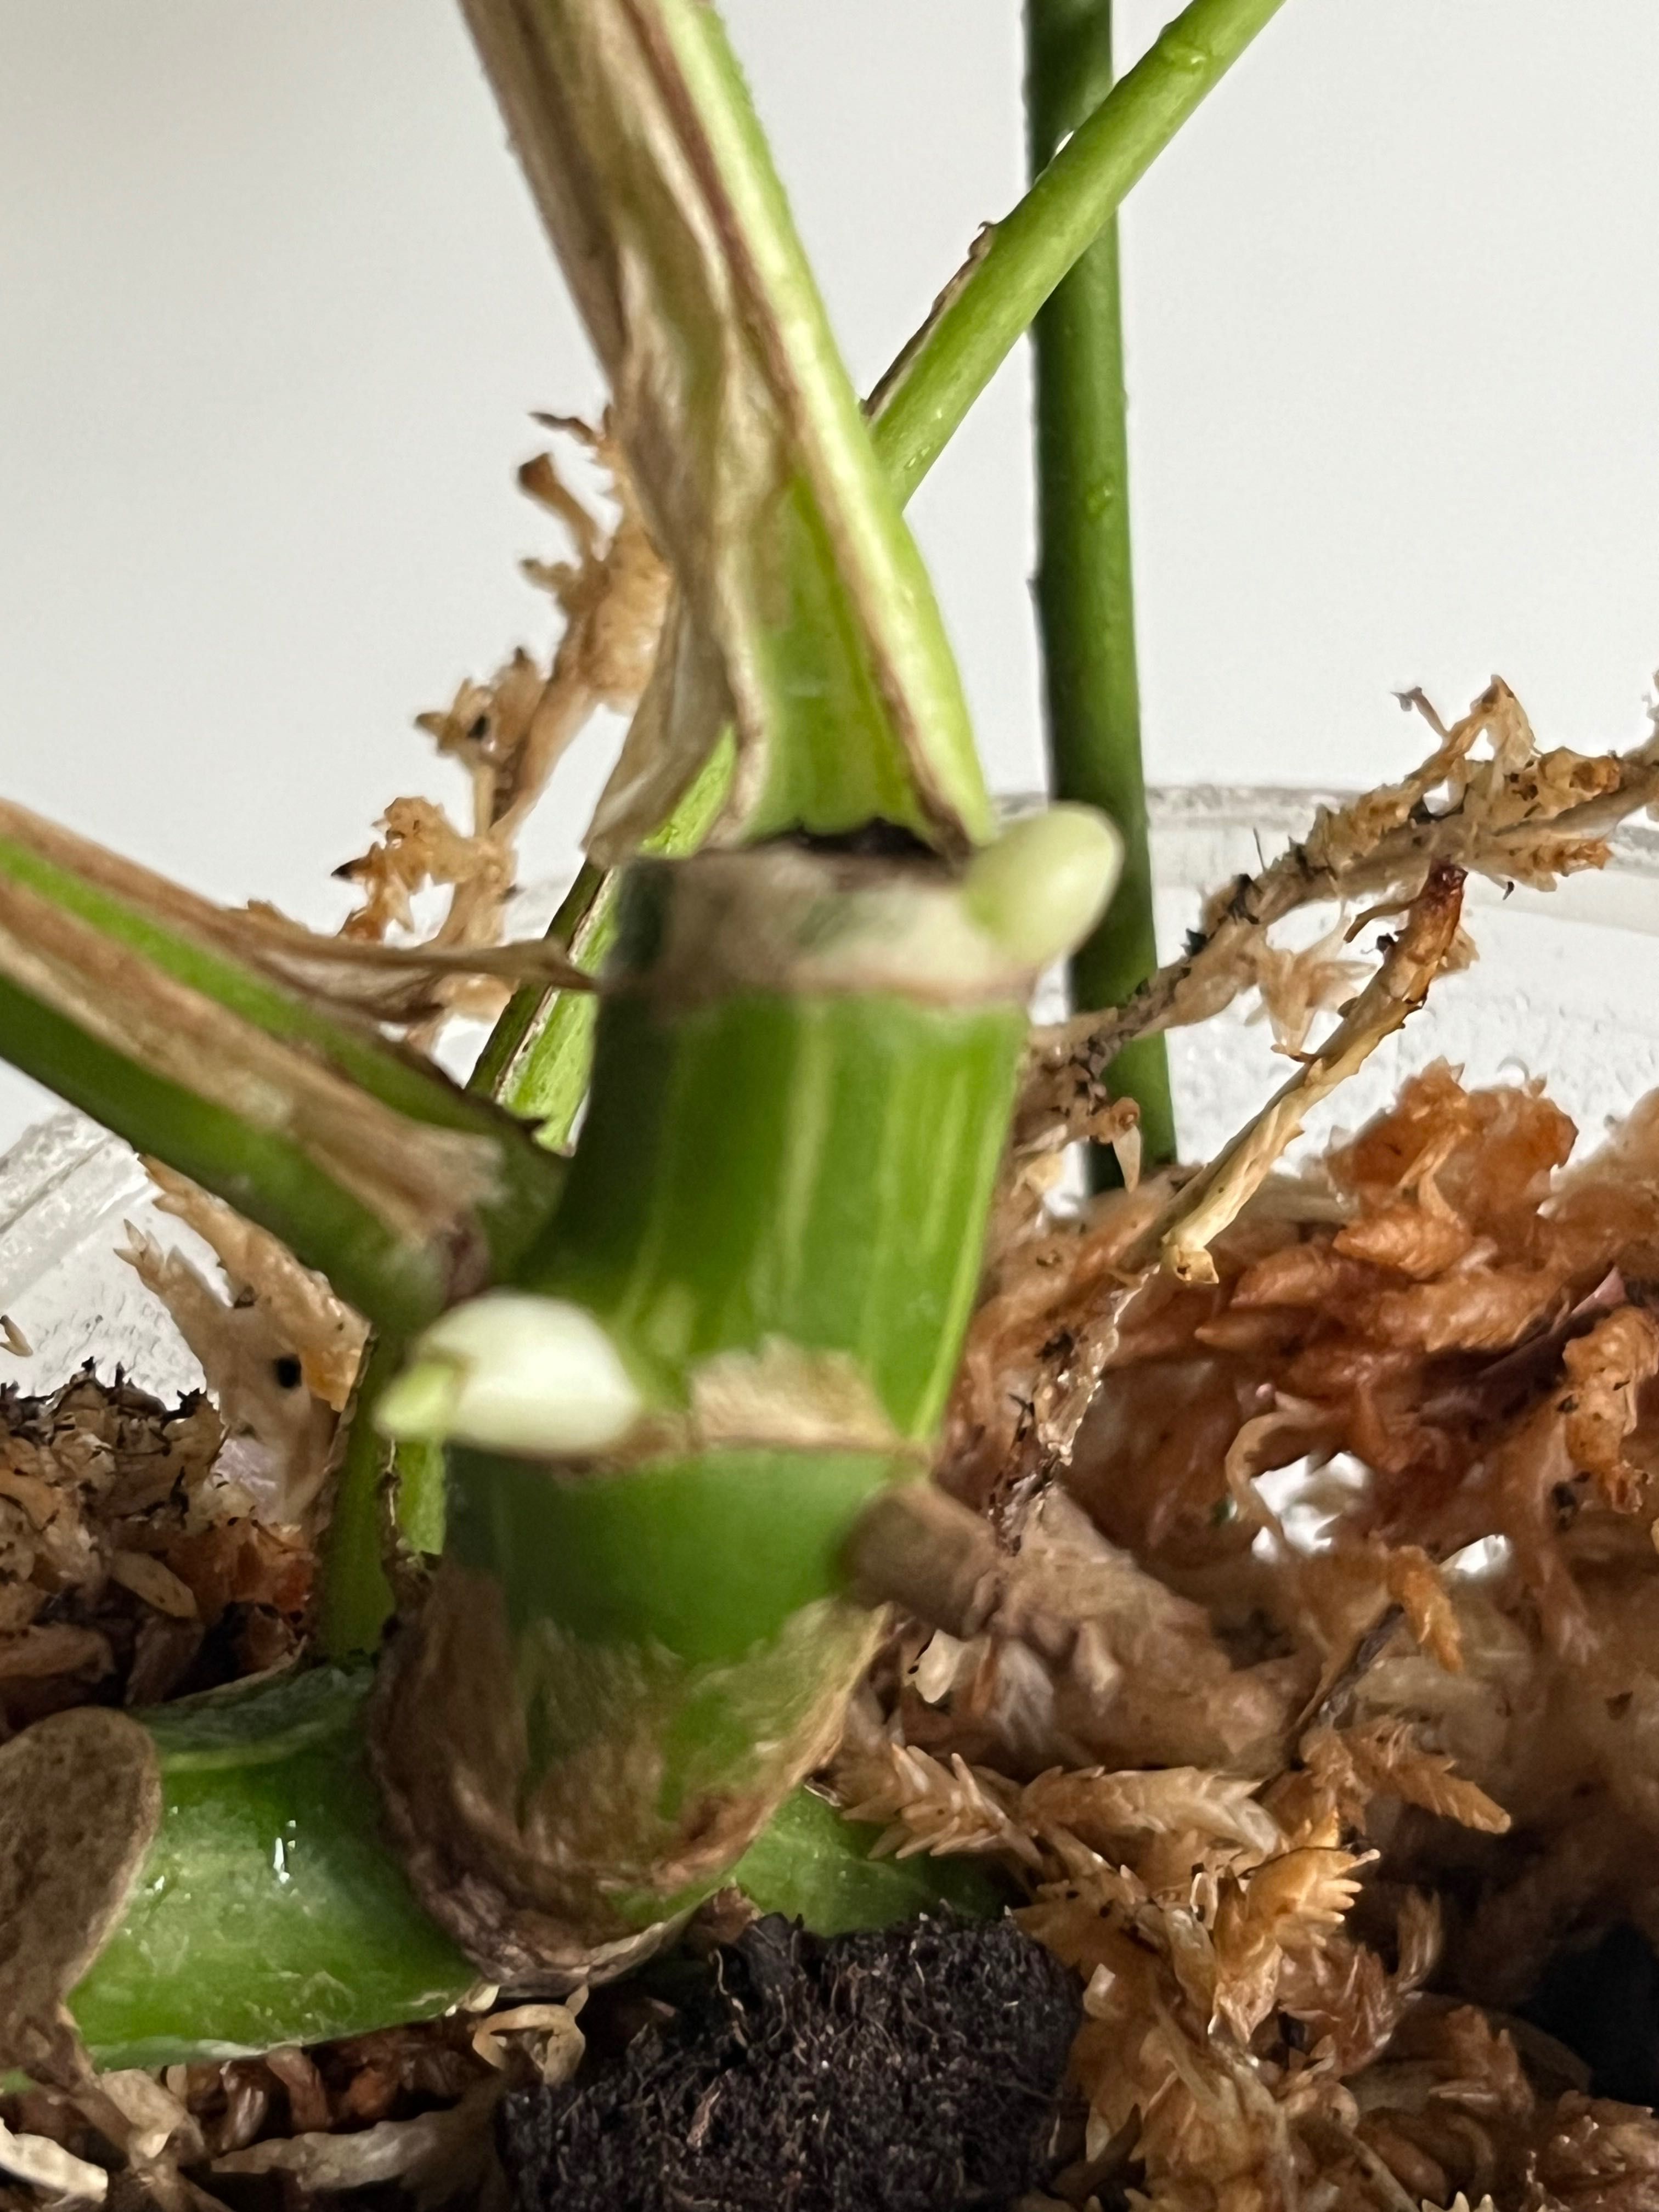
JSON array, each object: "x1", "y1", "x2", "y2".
[{"x1": 963, "y1": 803, "x2": 1122, "y2": 969}]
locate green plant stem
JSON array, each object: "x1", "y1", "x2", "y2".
[
  {"x1": 467, "y1": 860, "x2": 607, "y2": 1112},
  {"x1": 0, "y1": 807, "x2": 560, "y2": 1200},
  {"x1": 725, "y1": 1786, "x2": 1005, "y2": 1937},
  {"x1": 477, "y1": 0, "x2": 1288, "y2": 1130},
  {"x1": 460, "y1": 0, "x2": 991, "y2": 856},
  {"x1": 1026, "y1": 0, "x2": 1176, "y2": 1179},
  {"x1": 470, "y1": 736, "x2": 733, "y2": 1147},
  {"x1": 68, "y1": 1669, "x2": 477, "y2": 2072},
  {"x1": 376, "y1": 848, "x2": 1036, "y2": 1970},
  {"x1": 65, "y1": 1664, "x2": 991, "y2": 2069},
  {"x1": 871, "y1": 0, "x2": 1291, "y2": 503},
  {"x1": 0, "y1": 968, "x2": 447, "y2": 1336},
  {"x1": 314, "y1": 1334, "x2": 442, "y2": 1660}
]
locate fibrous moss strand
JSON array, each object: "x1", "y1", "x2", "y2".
[{"x1": 1026, "y1": 0, "x2": 1176, "y2": 1183}]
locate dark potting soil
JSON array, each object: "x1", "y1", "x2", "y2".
[
  {"x1": 1523, "y1": 1922, "x2": 1659, "y2": 2108},
  {"x1": 499, "y1": 1912, "x2": 1082, "y2": 2212}
]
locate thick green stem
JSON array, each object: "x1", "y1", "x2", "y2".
[
  {"x1": 1027, "y1": 0, "x2": 1176, "y2": 1178},
  {"x1": 374, "y1": 843, "x2": 1080, "y2": 1976}
]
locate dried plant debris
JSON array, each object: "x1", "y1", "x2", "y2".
[
  {"x1": 0, "y1": 2008, "x2": 578, "y2": 2212},
  {"x1": 0, "y1": 1708, "x2": 160, "y2": 2081},
  {"x1": 949, "y1": 857, "x2": 1464, "y2": 1536},
  {"x1": 337, "y1": 416, "x2": 667, "y2": 1045},
  {"x1": 1020, "y1": 679, "x2": 1659, "y2": 1153},
  {"x1": 500, "y1": 1914, "x2": 1081, "y2": 2212},
  {"x1": 0, "y1": 1370, "x2": 308, "y2": 1721},
  {"x1": 124, "y1": 1161, "x2": 368, "y2": 1525},
  {"x1": 847, "y1": 1051, "x2": 1659, "y2": 2211}
]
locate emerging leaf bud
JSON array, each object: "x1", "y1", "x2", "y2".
[
  {"x1": 376, "y1": 1291, "x2": 644, "y2": 1456},
  {"x1": 962, "y1": 804, "x2": 1122, "y2": 969}
]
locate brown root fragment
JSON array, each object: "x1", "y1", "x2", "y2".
[
  {"x1": 209, "y1": 2078, "x2": 505, "y2": 2204},
  {"x1": 840, "y1": 1482, "x2": 1080, "y2": 1667},
  {"x1": 1021, "y1": 679, "x2": 1659, "y2": 1150},
  {"x1": 1147, "y1": 861, "x2": 1466, "y2": 1286}
]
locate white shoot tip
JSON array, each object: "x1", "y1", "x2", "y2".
[{"x1": 376, "y1": 1292, "x2": 642, "y2": 1457}]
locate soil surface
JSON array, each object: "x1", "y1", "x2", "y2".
[{"x1": 500, "y1": 1911, "x2": 1082, "y2": 2212}]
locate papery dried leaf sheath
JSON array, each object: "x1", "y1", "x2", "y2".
[{"x1": 460, "y1": 0, "x2": 992, "y2": 855}]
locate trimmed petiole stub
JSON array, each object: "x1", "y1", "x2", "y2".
[{"x1": 367, "y1": 814, "x2": 1118, "y2": 1988}]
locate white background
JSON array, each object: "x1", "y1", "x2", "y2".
[{"x1": 3, "y1": 1, "x2": 1657, "y2": 1145}]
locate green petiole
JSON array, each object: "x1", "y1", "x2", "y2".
[
  {"x1": 1026, "y1": 0, "x2": 1177, "y2": 1176},
  {"x1": 0, "y1": 805, "x2": 566, "y2": 1332},
  {"x1": 870, "y1": 0, "x2": 1293, "y2": 503},
  {"x1": 68, "y1": 1668, "x2": 477, "y2": 2073}
]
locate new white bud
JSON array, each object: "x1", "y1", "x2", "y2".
[
  {"x1": 376, "y1": 1291, "x2": 644, "y2": 1457},
  {"x1": 962, "y1": 804, "x2": 1122, "y2": 968}
]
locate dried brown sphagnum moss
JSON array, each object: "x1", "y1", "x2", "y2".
[
  {"x1": 946, "y1": 861, "x2": 1468, "y2": 1536},
  {"x1": 1020, "y1": 679, "x2": 1659, "y2": 1155},
  {"x1": 123, "y1": 1160, "x2": 368, "y2": 1526},
  {"x1": 338, "y1": 415, "x2": 667, "y2": 1046},
  {"x1": 899, "y1": 799, "x2": 1659, "y2": 2212},
  {"x1": 0, "y1": 1370, "x2": 309, "y2": 1720}
]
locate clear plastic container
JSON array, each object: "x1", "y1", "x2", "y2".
[{"x1": 3, "y1": 785, "x2": 1658, "y2": 1396}]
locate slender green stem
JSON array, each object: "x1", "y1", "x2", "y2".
[
  {"x1": 1026, "y1": 0, "x2": 1176, "y2": 1178},
  {"x1": 467, "y1": 860, "x2": 608, "y2": 1112},
  {"x1": 871, "y1": 0, "x2": 1291, "y2": 503},
  {"x1": 476, "y1": 0, "x2": 1288, "y2": 1128},
  {"x1": 470, "y1": 737, "x2": 732, "y2": 1146},
  {"x1": 315, "y1": 1333, "x2": 447, "y2": 1660}
]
